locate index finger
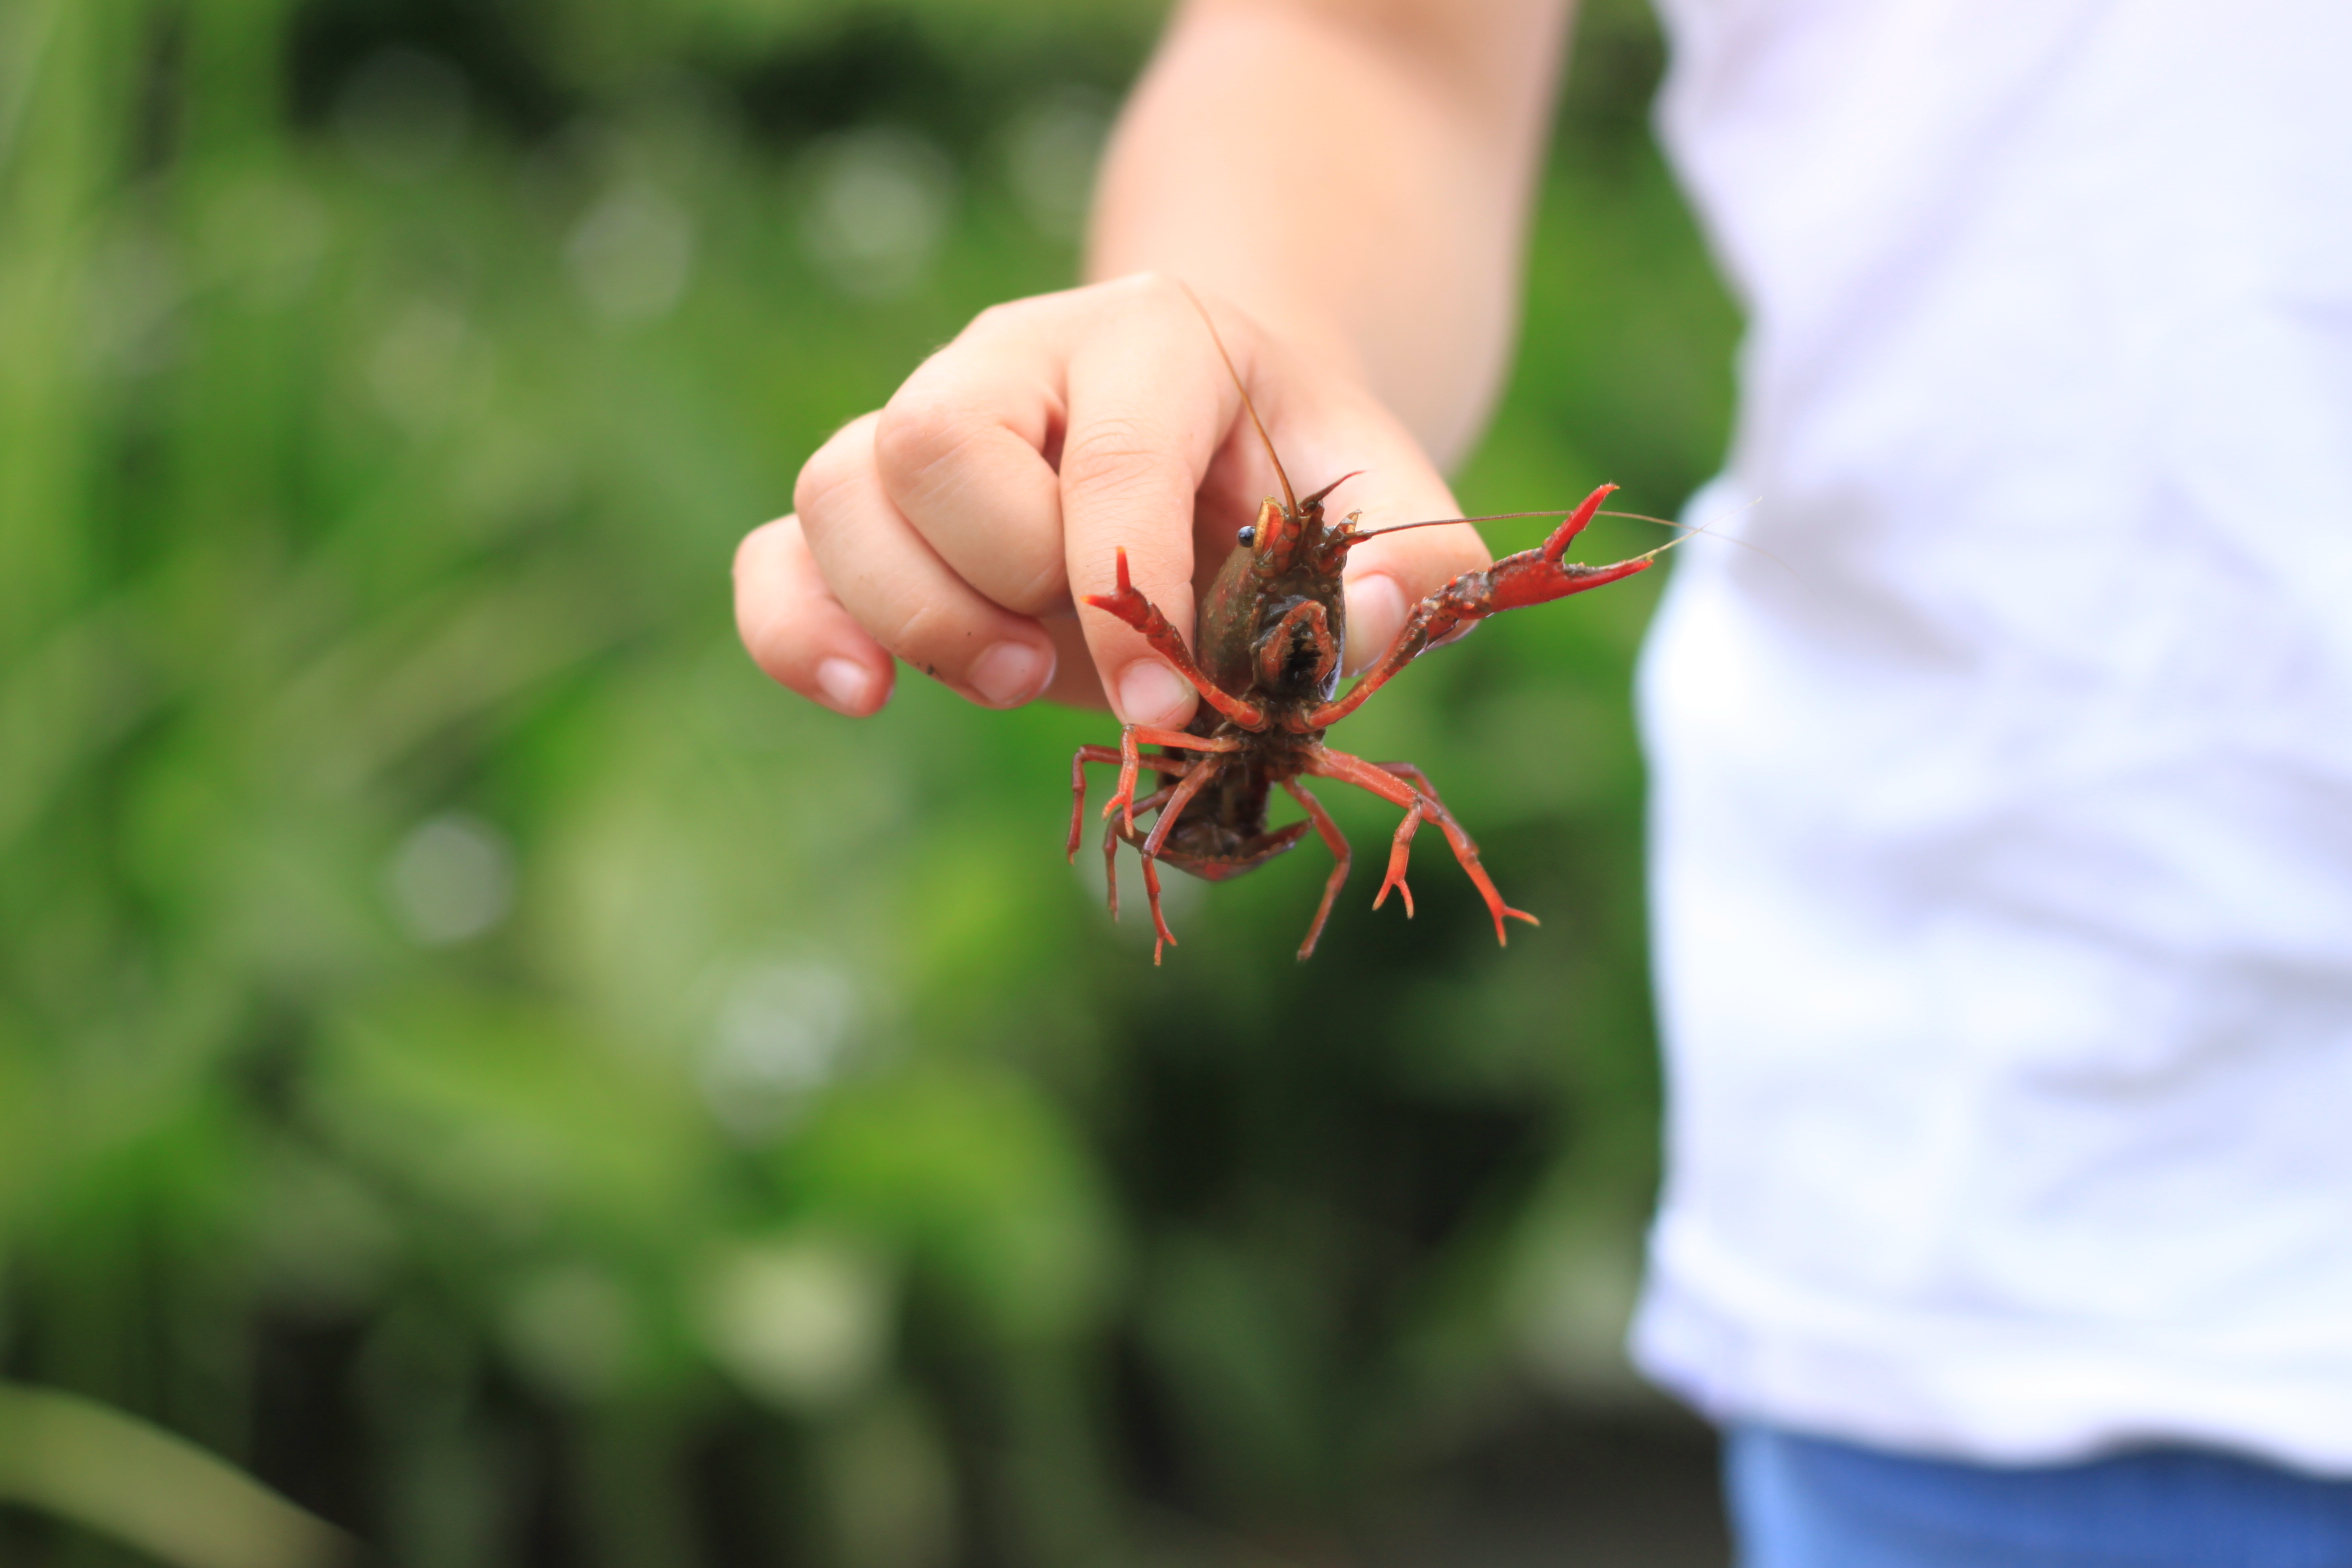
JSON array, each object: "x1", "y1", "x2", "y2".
[{"x1": 1059, "y1": 277, "x2": 1245, "y2": 728}]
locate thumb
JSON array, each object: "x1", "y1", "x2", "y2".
[
  {"x1": 1271, "y1": 390, "x2": 1489, "y2": 677},
  {"x1": 1337, "y1": 516, "x2": 1490, "y2": 677}
]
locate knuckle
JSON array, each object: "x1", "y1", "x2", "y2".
[
  {"x1": 875, "y1": 597, "x2": 951, "y2": 663},
  {"x1": 1059, "y1": 414, "x2": 1182, "y2": 504},
  {"x1": 966, "y1": 298, "x2": 1029, "y2": 338},
  {"x1": 792, "y1": 424, "x2": 872, "y2": 521},
  {"x1": 1104, "y1": 269, "x2": 1181, "y2": 311},
  {"x1": 999, "y1": 559, "x2": 1069, "y2": 616},
  {"x1": 872, "y1": 389, "x2": 977, "y2": 496}
]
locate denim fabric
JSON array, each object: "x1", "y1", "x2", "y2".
[{"x1": 1726, "y1": 1425, "x2": 2352, "y2": 1568}]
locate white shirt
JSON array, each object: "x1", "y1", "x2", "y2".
[{"x1": 1631, "y1": 0, "x2": 2352, "y2": 1471}]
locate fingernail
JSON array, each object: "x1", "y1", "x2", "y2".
[
  {"x1": 1115, "y1": 661, "x2": 1186, "y2": 726},
  {"x1": 815, "y1": 657, "x2": 878, "y2": 714},
  {"x1": 1344, "y1": 573, "x2": 1407, "y2": 673},
  {"x1": 970, "y1": 641, "x2": 1053, "y2": 707}
]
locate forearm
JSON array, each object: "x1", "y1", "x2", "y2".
[{"x1": 1087, "y1": 0, "x2": 1573, "y2": 466}]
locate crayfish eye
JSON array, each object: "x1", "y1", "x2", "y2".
[{"x1": 1236, "y1": 525, "x2": 1256, "y2": 547}]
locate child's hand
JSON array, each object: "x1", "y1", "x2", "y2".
[{"x1": 733, "y1": 274, "x2": 1490, "y2": 729}]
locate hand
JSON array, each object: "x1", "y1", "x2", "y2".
[{"x1": 733, "y1": 273, "x2": 1491, "y2": 728}]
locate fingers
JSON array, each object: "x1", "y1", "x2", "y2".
[
  {"x1": 872, "y1": 300, "x2": 1077, "y2": 617},
  {"x1": 868, "y1": 280, "x2": 1216, "y2": 722},
  {"x1": 733, "y1": 515, "x2": 895, "y2": 715},
  {"x1": 764, "y1": 275, "x2": 1487, "y2": 726},
  {"x1": 1060, "y1": 277, "x2": 1254, "y2": 727},
  {"x1": 785, "y1": 414, "x2": 1060, "y2": 712}
]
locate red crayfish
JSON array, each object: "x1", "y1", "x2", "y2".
[{"x1": 1070, "y1": 293, "x2": 1669, "y2": 963}]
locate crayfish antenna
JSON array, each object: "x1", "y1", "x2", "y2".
[
  {"x1": 1596, "y1": 503, "x2": 1815, "y2": 599},
  {"x1": 1298, "y1": 471, "x2": 1363, "y2": 511},
  {"x1": 1177, "y1": 281, "x2": 1298, "y2": 520},
  {"x1": 1337, "y1": 509, "x2": 1595, "y2": 555}
]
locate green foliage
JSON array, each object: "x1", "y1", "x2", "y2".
[{"x1": 0, "y1": 0, "x2": 1736, "y2": 1562}]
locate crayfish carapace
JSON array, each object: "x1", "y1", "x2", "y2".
[{"x1": 1070, "y1": 288, "x2": 1670, "y2": 963}]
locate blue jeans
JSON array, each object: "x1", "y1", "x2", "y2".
[{"x1": 1727, "y1": 1425, "x2": 2352, "y2": 1568}]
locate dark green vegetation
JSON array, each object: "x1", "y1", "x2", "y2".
[{"x1": 0, "y1": 0, "x2": 1737, "y2": 1562}]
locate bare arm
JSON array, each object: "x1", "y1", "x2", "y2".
[
  {"x1": 735, "y1": 0, "x2": 1573, "y2": 726},
  {"x1": 1093, "y1": 0, "x2": 1571, "y2": 463}
]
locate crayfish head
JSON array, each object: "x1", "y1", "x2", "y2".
[
  {"x1": 1249, "y1": 472, "x2": 1361, "y2": 579},
  {"x1": 1308, "y1": 510, "x2": 1366, "y2": 577},
  {"x1": 1248, "y1": 495, "x2": 1309, "y2": 576}
]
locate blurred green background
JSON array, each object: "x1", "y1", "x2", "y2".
[{"x1": 0, "y1": 0, "x2": 1737, "y2": 1562}]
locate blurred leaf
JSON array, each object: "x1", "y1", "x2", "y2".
[
  {"x1": 783, "y1": 1061, "x2": 1119, "y2": 1344},
  {"x1": 0, "y1": 1382, "x2": 350, "y2": 1568},
  {"x1": 312, "y1": 993, "x2": 707, "y2": 1245}
]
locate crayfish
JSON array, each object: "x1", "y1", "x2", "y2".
[{"x1": 1070, "y1": 292, "x2": 1668, "y2": 963}]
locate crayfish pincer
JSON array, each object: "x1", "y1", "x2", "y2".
[{"x1": 1068, "y1": 290, "x2": 1670, "y2": 964}]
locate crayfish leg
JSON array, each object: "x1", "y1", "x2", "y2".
[
  {"x1": 1375, "y1": 798, "x2": 1421, "y2": 920},
  {"x1": 1379, "y1": 760, "x2": 1538, "y2": 942},
  {"x1": 1305, "y1": 747, "x2": 1538, "y2": 946},
  {"x1": 1278, "y1": 779, "x2": 1351, "y2": 962},
  {"x1": 1134, "y1": 764, "x2": 1221, "y2": 965},
  {"x1": 1139, "y1": 855, "x2": 1179, "y2": 965},
  {"x1": 1108, "y1": 724, "x2": 1236, "y2": 834},
  {"x1": 1081, "y1": 548, "x2": 1269, "y2": 730},
  {"x1": 1068, "y1": 744, "x2": 1124, "y2": 862},
  {"x1": 1102, "y1": 785, "x2": 1177, "y2": 923}
]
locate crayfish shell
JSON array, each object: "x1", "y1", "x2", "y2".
[{"x1": 1148, "y1": 820, "x2": 1312, "y2": 883}]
